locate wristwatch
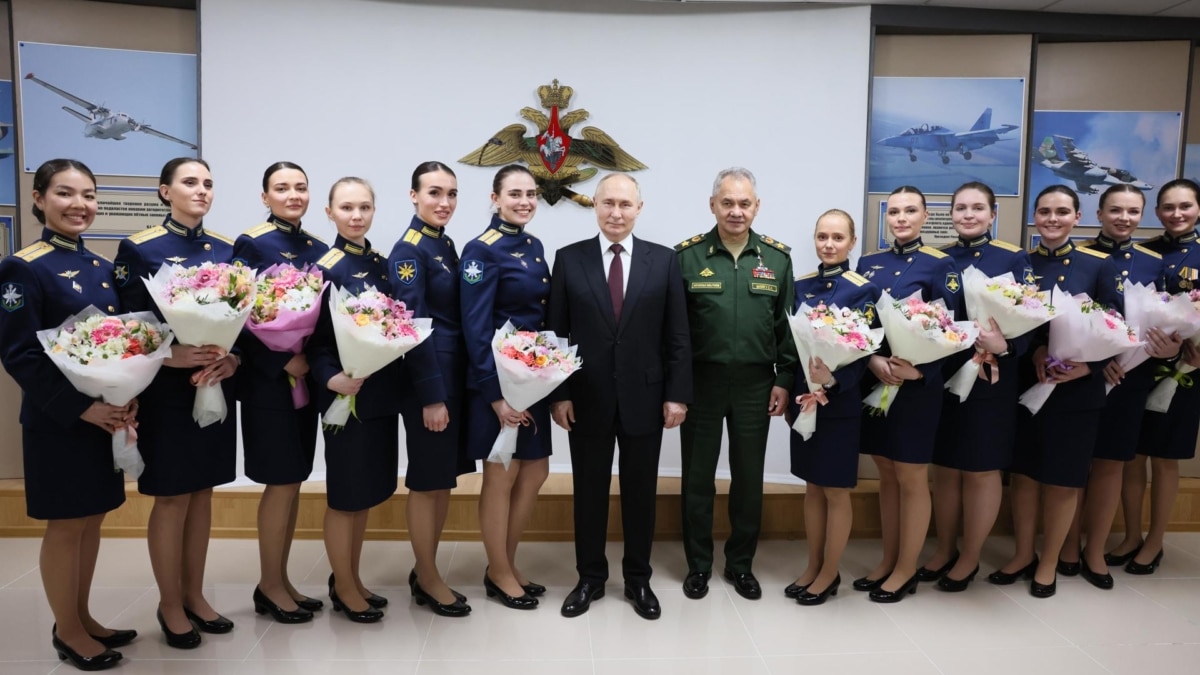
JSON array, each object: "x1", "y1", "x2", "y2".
[{"x1": 822, "y1": 376, "x2": 838, "y2": 391}]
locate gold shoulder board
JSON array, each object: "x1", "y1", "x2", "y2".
[
  {"x1": 317, "y1": 249, "x2": 345, "y2": 269},
  {"x1": 988, "y1": 239, "x2": 1021, "y2": 253},
  {"x1": 1134, "y1": 244, "x2": 1162, "y2": 260},
  {"x1": 919, "y1": 245, "x2": 948, "y2": 259},
  {"x1": 844, "y1": 271, "x2": 869, "y2": 286},
  {"x1": 1077, "y1": 246, "x2": 1110, "y2": 260},
  {"x1": 244, "y1": 223, "x2": 275, "y2": 239},
  {"x1": 14, "y1": 241, "x2": 52, "y2": 262},
  {"x1": 128, "y1": 226, "x2": 169, "y2": 245}
]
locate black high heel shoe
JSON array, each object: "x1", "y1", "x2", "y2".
[
  {"x1": 522, "y1": 580, "x2": 547, "y2": 597},
  {"x1": 54, "y1": 624, "x2": 137, "y2": 649},
  {"x1": 484, "y1": 574, "x2": 538, "y2": 609},
  {"x1": 869, "y1": 573, "x2": 919, "y2": 603},
  {"x1": 253, "y1": 586, "x2": 314, "y2": 624},
  {"x1": 51, "y1": 630, "x2": 123, "y2": 672},
  {"x1": 1056, "y1": 551, "x2": 1082, "y2": 577},
  {"x1": 329, "y1": 573, "x2": 388, "y2": 609},
  {"x1": 156, "y1": 609, "x2": 201, "y2": 650},
  {"x1": 1104, "y1": 544, "x2": 1141, "y2": 567},
  {"x1": 409, "y1": 569, "x2": 467, "y2": 603},
  {"x1": 183, "y1": 606, "x2": 234, "y2": 634},
  {"x1": 413, "y1": 582, "x2": 472, "y2": 617},
  {"x1": 1125, "y1": 549, "x2": 1164, "y2": 575},
  {"x1": 986, "y1": 556, "x2": 1038, "y2": 585},
  {"x1": 294, "y1": 595, "x2": 323, "y2": 612},
  {"x1": 915, "y1": 551, "x2": 959, "y2": 582},
  {"x1": 851, "y1": 574, "x2": 887, "y2": 592},
  {"x1": 330, "y1": 586, "x2": 384, "y2": 623},
  {"x1": 1030, "y1": 574, "x2": 1057, "y2": 598},
  {"x1": 1080, "y1": 559, "x2": 1114, "y2": 590},
  {"x1": 783, "y1": 580, "x2": 810, "y2": 599},
  {"x1": 936, "y1": 566, "x2": 979, "y2": 593},
  {"x1": 797, "y1": 575, "x2": 840, "y2": 606}
]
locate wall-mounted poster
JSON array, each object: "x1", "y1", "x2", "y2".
[
  {"x1": 1185, "y1": 144, "x2": 1200, "y2": 184},
  {"x1": 869, "y1": 77, "x2": 1025, "y2": 196},
  {"x1": 1028, "y1": 111, "x2": 1182, "y2": 227},
  {"x1": 0, "y1": 216, "x2": 13, "y2": 257},
  {"x1": 17, "y1": 42, "x2": 197, "y2": 178},
  {"x1": 0, "y1": 81, "x2": 16, "y2": 207}
]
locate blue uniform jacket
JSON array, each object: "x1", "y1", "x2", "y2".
[
  {"x1": 1024, "y1": 240, "x2": 1124, "y2": 411},
  {"x1": 856, "y1": 237, "x2": 963, "y2": 380},
  {"x1": 306, "y1": 236, "x2": 400, "y2": 419},
  {"x1": 942, "y1": 234, "x2": 1036, "y2": 391},
  {"x1": 113, "y1": 217, "x2": 236, "y2": 407},
  {"x1": 791, "y1": 263, "x2": 881, "y2": 419},
  {"x1": 459, "y1": 215, "x2": 551, "y2": 403},
  {"x1": 0, "y1": 230, "x2": 120, "y2": 431},
  {"x1": 1080, "y1": 233, "x2": 1166, "y2": 313},
  {"x1": 231, "y1": 215, "x2": 329, "y2": 409},
  {"x1": 1145, "y1": 230, "x2": 1200, "y2": 295},
  {"x1": 388, "y1": 216, "x2": 464, "y2": 407}
]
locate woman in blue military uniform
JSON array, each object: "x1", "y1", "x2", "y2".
[
  {"x1": 388, "y1": 161, "x2": 471, "y2": 617},
  {"x1": 923, "y1": 182, "x2": 1030, "y2": 592},
  {"x1": 231, "y1": 162, "x2": 329, "y2": 621},
  {"x1": 786, "y1": 209, "x2": 880, "y2": 606},
  {"x1": 854, "y1": 185, "x2": 963, "y2": 603},
  {"x1": 0, "y1": 160, "x2": 133, "y2": 670},
  {"x1": 1111, "y1": 178, "x2": 1200, "y2": 575},
  {"x1": 989, "y1": 185, "x2": 1122, "y2": 598},
  {"x1": 1066, "y1": 184, "x2": 1176, "y2": 589},
  {"x1": 115, "y1": 157, "x2": 239, "y2": 646},
  {"x1": 306, "y1": 177, "x2": 396, "y2": 623},
  {"x1": 460, "y1": 164, "x2": 552, "y2": 609}
]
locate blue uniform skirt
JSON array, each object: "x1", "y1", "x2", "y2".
[
  {"x1": 242, "y1": 403, "x2": 318, "y2": 485},
  {"x1": 324, "y1": 415, "x2": 399, "y2": 512},
  {"x1": 1011, "y1": 381, "x2": 1100, "y2": 489},
  {"x1": 861, "y1": 373, "x2": 944, "y2": 464},
  {"x1": 789, "y1": 413, "x2": 860, "y2": 489},
  {"x1": 24, "y1": 425, "x2": 126, "y2": 520},
  {"x1": 933, "y1": 372, "x2": 1018, "y2": 473},
  {"x1": 137, "y1": 372, "x2": 237, "y2": 497},
  {"x1": 1137, "y1": 380, "x2": 1200, "y2": 460},
  {"x1": 1093, "y1": 361, "x2": 1156, "y2": 462},
  {"x1": 464, "y1": 393, "x2": 551, "y2": 462}
]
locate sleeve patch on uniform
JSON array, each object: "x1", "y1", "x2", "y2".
[
  {"x1": 395, "y1": 260, "x2": 418, "y2": 285},
  {"x1": 945, "y1": 272, "x2": 961, "y2": 293},
  {"x1": 114, "y1": 261, "x2": 131, "y2": 286},
  {"x1": 1022, "y1": 267, "x2": 1036, "y2": 285},
  {"x1": 863, "y1": 302, "x2": 876, "y2": 324},
  {"x1": 1, "y1": 282, "x2": 24, "y2": 311},
  {"x1": 462, "y1": 259, "x2": 485, "y2": 284}
]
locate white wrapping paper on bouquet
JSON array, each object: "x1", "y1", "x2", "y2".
[
  {"x1": 945, "y1": 266, "x2": 1058, "y2": 401},
  {"x1": 1018, "y1": 287, "x2": 1142, "y2": 414},
  {"x1": 787, "y1": 304, "x2": 883, "y2": 440},
  {"x1": 862, "y1": 290, "x2": 978, "y2": 414},
  {"x1": 488, "y1": 320, "x2": 581, "y2": 469},
  {"x1": 143, "y1": 263, "x2": 257, "y2": 428},
  {"x1": 322, "y1": 284, "x2": 432, "y2": 428},
  {"x1": 37, "y1": 307, "x2": 175, "y2": 478},
  {"x1": 1105, "y1": 283, "x2": 1200, "y2": 394},
  {"x1": 1146, "y1": 334, "x2": 1200, "y2": 412}
]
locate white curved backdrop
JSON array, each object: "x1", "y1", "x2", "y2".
[{"x1": 199, "y1": 0, "x2": 872, "y2": 484}]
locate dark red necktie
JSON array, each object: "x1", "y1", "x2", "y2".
[{"x1": 608, "y1": 243, "x2": 624, "y2": 322}]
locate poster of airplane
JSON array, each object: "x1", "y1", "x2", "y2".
[
  {"x1": 0, "y1": 81, "x2": 15, "y2": 206},
  {"x1": 869, "y1": 77, "x2": 1026, "y2": 196},
  {"x1": 1185, "y1": 144, "x2": 1200, "y2": 186},
  {"x1": 1027, "y1": 110, "x2": 1182, "y2": 227},
  {"x1": 17, "y1": 42, "x2": 197, "y2": 178}
]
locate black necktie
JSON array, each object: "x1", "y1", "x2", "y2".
[{"x1": 608, "y1": 243, "x2": 624, "y2": 322}]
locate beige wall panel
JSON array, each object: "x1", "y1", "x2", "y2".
[
  {"x1": 867, "y1": 35, "x2": 1032, "y2": 254},
  {"x1": 0, "y1": 0, "x2": 195, "y2": 479},
  {"x1": 1034, "y1": 41, "x2": 1191, "y2": 112},
  {"x1": 1189, "y1": 48, "x2": 1200, "y2": 144}
]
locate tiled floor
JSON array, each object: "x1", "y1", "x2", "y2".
[{"x1": 1, "y1": 534, "x2": 1199, "y2": 674}]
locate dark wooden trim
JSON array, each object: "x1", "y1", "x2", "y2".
[{"x1": 872, "y1": 4, "x2": 1200, "y2": 42}]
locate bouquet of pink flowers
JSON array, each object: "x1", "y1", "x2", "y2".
[
  {"x1": 1104, "y1": 283, "x2": 1200, "y2": 394},
  {"x1": 144, "y1": 261, "x2": 256, "y2": 427},
  {"x1": 862, "y1": 290, "x2": 978, "y2": 414},
  {"x1": 247, "y1": 263, "x2": 328, "y2": 408},
  {"x1": 489, "y1": 320, "x2": 581, "y2": 468},
  {"x1": 945, "y1": 266, "x2": 1058, "y2": 401},
  {"x1": 37, "y1": 307, "x2": 174, "y2": 477},
  {"x1": 787, "y1": 302, "x2": 883, "y2": 439},
  {"x1": 1018, "y1": 287, "x2": 1140, "y2": 414},
  {"x1": 1146, "y1": 288, "x2": 1200, "y2": 412},
  {"x1": 323, "y1": 284, "x2": 432, "y2": 430}
]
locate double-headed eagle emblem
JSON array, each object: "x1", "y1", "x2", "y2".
[{"x1": 459, "y1": 79, "x2": 646, "y2": 207}]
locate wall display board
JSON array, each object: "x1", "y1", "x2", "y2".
[
  {"x1": 1027, "y1": 110, "x2": 1183, "y2": 227},
  {"x1": 0, "y1": 215, "x2": 13, "y2": 257},
  {"x1": 869, "y1": 77, "x2": 1025, "y2": 196},
  {"x1": 1185, "y1": 144, "x2": 1200, "y2": 183},
  {"x1": 0, "y1": 81, "x2": 14, "y2": 207},
  {"x1": 16, "y1": 41, "x2": 197, "y2": 178}
]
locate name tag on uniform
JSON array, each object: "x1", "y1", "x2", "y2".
[
  {"x1": 749, "y1": 282, "x2": 778, "y2": 295},
  {"x1": 689, "y1": 281, "x2": 724, "y2": 293}
]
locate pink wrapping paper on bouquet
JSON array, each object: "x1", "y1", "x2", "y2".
[{"x1": 245, "y1": 263, "x2": 328, "y2": 408}]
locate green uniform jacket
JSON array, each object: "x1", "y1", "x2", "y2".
[{"x1": 675, "y1": 226, "x2": 798, "y2": 391}]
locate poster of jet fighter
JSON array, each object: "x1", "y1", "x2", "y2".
[
  {"x1": 869, "y1": 77, "x2": 1026, "y2": 196},
  {"x1": 1028, "y1": 110, "x2": 1182, "y2": 227},
  {"x1": 0, "y1": 81, "x2": 16, "y2": 206},
  {"x1": 18, "y1": 42, "x2": 197, "y2": 177}
]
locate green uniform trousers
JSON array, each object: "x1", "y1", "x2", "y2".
[{"x1": 679, "y1": 362, "x2": 775, "y2": 574}]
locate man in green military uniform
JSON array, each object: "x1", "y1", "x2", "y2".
[{"x1": 674, "y1": 167, "x2": 797, "y2": 600}]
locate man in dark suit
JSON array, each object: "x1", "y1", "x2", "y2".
[{"x1": 549, "y1": 173, "x2": 692, "y2": 620}]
